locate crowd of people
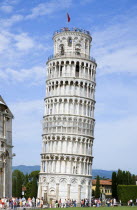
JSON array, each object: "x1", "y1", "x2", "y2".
[
  {"x1": 91, "y1": 198, "x2": 117, "y2": 207},
  {"x1": 0, "y1": 197, "x2": 43, "y2": 209},
  {"x1": 53, "y1": 199, "x2": 77, "y2": 208},
  {"x1": 0, "y1": 197, "x2": 137, "y2": 208}
]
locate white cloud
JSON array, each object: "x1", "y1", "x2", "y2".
[
  {"x1": 93, "y1": 74, "x2": 137, "y2": 174},
  {"x1": 0, "y1": 5, "x2": 13, "y2": 13},
  {"x1": 0, "y1": 66, "x2": 45, "y2": 84},
  {"x1": 0, "y1": 33, "x2": 10, "y2": 52},
  {"x1": 0, "y1": 15, "x2": 24, "y2": 28},
  {"x1": 95, "y1": 75, "x2": 137, "y2": 122},
  {"x1": 11, "y1": 99, "x2": 43, "y2": 117},
  {"x1": 0, "y1": 28, "x2": 51, "y2": 70},
  {"x1": 10, "y1": 99, "x2": 44, "y2": 165},
  {"x1": 14, "y1": 33, "x2": 35, "y2": 51},
  {"x1": 93, "y1": 115, "x2": 137, "y2": 174},
  {"x1": 92, "y1": 9, "x2": 137, "y2": 75},
  {"x1": 26, "y1": 0, "x2": 72, "y2": 19}
]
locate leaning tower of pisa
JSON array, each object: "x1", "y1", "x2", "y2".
[{"x1": 38, "y1": 27, "x2": 97, "y2": 205}]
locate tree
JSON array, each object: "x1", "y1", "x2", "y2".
[
  {"x1": 95, "y1": 175, "x2": 100, "y2": 198},
  {"x1": 111, "y1": 169, "x2": 136, "y2": 199},
  {"x1": 112, "y1": 172, "x2": 117, "y2": 198},
  {"x1": 30, "y1": 176, "x2": 38, "y2": 198},
  {"x1": 12, "y1": 170, "x2": 24, "y2": 197},
  {"x1": 25, "y1": 182, "x2": 32, "y2": 198},
  {"x1": 25, "y1": 170, "x2": 39, "y2": 198},
  {"x1": 131, "y1": 174, "x2": 136, "y2": 185},
  {"x1": 117, "y1": 169, "x2": 123, "y2": 185},
  {"x1": 12, "y1": 176, "x2": 17, "y2": 196},
  {"x1": 24, "y1": 173, "x2": 29, "y2": 185},
  {"x1": 92, "y1": 189, "x2": 95, "y2": 197}
]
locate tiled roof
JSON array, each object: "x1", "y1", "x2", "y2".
[{"x1": 92, "y1": 179, "x2": 112, "y2": 186}]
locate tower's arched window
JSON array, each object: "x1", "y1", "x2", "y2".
[
  {"x1": 85, "y1": 39, "x2": 88, "y2": 49},
  {"x1": 75, "y1": 44, "x2": 81, "y2": 55},
  {"x1": 59, "y1": 44, "x2": 64, "y2": 55},
  {"x1": 73, "y1": 166, "x2": 75, "y2": 174},
  {"x1": 76, "y1": 166, "x2": 78, "y2": 174},
  {"x1": 68, "y1": 37, "x2": 72, "y2": 47},
  {"x1": 75, "y1": 61, "x2": 79, "y2": 77}
]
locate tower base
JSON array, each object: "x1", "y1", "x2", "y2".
[{"x1": 38, "y1": 173, "x2": 92, "y2": 206}]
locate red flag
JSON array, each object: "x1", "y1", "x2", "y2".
[{"x1": 67, "y1": 13, "x2": 70, "y2": 22}]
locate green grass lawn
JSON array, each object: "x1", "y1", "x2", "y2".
[{"x1": 45, "y1": 207, "x2": 137, "y2": 210}]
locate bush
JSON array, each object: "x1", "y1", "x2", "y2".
[{"x1": 117, "y1": 185, "x2": 137, "y2": 203}]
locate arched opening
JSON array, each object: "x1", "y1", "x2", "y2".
[
  {"x1": 68, "y1": 37, "x2": 72, "y2": 47},
  {"x1": 75, "y1": 61, "x2": 79, "y2": 77},
  {"x1": 59, "y1": 44, "x2": 64, "y2": 55},
  {"x1": 85, "y1": 39, "x2": 88, "y2": 49},
  {"x1": 60, "y1": 61, "x2": 64, "y2": 76},
  {"x1": 75, "y1": 44, "x2": 81, "y2": 55},
  {"x1": 71, "y1": 61, "x2": 74, "y2": 65}
]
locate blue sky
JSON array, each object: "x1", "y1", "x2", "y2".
[{"x1": 0, "y1": 0, "x2": 137, "y2": 174}]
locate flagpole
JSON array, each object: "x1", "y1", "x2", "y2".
[
  {"x1": 66, "y1": 13, "x2": 70, "y2": 29},
  {"x1": 66, "y1": 13, "x2": 68, "y2": 28}
]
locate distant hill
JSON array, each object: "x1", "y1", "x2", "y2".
[
  {"x1": 12, "y1": 165, "x2": 115, "y2": 178},
  {"x1": 92, "y1": 169, "x2": 116, "y2": 179},
  {"x1": 12, "y1": 165, "x2": 40, "y2": 174}
]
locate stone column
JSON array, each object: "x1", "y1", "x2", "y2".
[
  {"x1": 86, "y1": 161, "x2": 88, "y2": 175},
  {"x1": 84, "y1": 66, "x2": 86, "y2": 79},
  {"x1": 86, "y1": 184, "x2": 89, "y2": 201},
  {"x1": 89, "y1": 184, "x2": 91, "y2": 206},
  {"x1": 83, "y1": 160, "x2": 86, "y2": 175},
  {"x1": 76, "y1": 140, "x2": 78, "y2": 154},
  {"x1": 86, "y1": 85, "x2": 89, "y2": 98},
  {"x1": 82, "y1": 102, "x2": 84, "y2": 116},
  {"x1": 46, "y1": 183, "x2": 49, "y2": 202},
  {"x1": 79, "y1": 159, "x2": 82, "y2": 174},
  {"x1": 56, "y1": 183, "x2": 59, "y2": 200},
  {"x1": 37, "y1": 182, "x2": 42, "y2": 198},
  {"x1": 78, "y1": 185, "x2": 81, "y2": 206},
  {"x1": 59, "y1": 157, "x2": 61, "y2": 173},
  {"x1": 80, "y1": 140, "x2": 83, "y2": 154},
  {"x1": 85, "y1": 142, "x2": 87, "y2": 155},
  {"x1": 67, "y1": 184, "x2": 71, "y2": 199}
]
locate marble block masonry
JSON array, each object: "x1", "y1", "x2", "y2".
[{"x1": 37, "y1": 27, "x2": 97, "y2": 205}]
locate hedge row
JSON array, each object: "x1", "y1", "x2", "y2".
[{"x1": 117, "y1": 185, "x2": 137, "y2": 203}]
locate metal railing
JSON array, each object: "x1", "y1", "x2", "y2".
[
  {"x1": 47, "y1": 52, "x2": 96, "y2": 63},
  {"x1": 53, "y1": 27, "x2": 90, "y2": 36}
]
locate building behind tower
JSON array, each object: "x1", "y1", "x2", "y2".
[
  {"x1": 38, "y1": 27, "x2": 97, "y2": 205},
  {"x1": 0, "y1": 96, "x2": 14, "y2": 198}
]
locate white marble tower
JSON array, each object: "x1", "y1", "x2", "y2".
[{"x1": 38, "y1": 27, "x2": 97, "y2": 205}]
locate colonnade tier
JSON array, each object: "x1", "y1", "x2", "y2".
[
  {"x1": 43, "y1": 115, "x2": 95, "y2": 137},
  {"x1": 42, "y1": 134, "x2": 94, "y2": 143},
  {"x1": 44, "y1": 96, "x2": 95, "y2": 118},
  {"x1": 46, "y1": 59, "x2": 96, "y2": 82},
  {"x1": 40, "y1": 153, "x2": 93, "y2": 176},
  {"x1": 42, "y1": 134, "x2": 93, "y2": 156},
  {"x1": 46, "y1": 78, "x2": 95, "y2": 99}
]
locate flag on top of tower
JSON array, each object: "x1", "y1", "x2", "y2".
[{"x1": 67, "y1": 13, "x2": 70, "y2": 22}]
